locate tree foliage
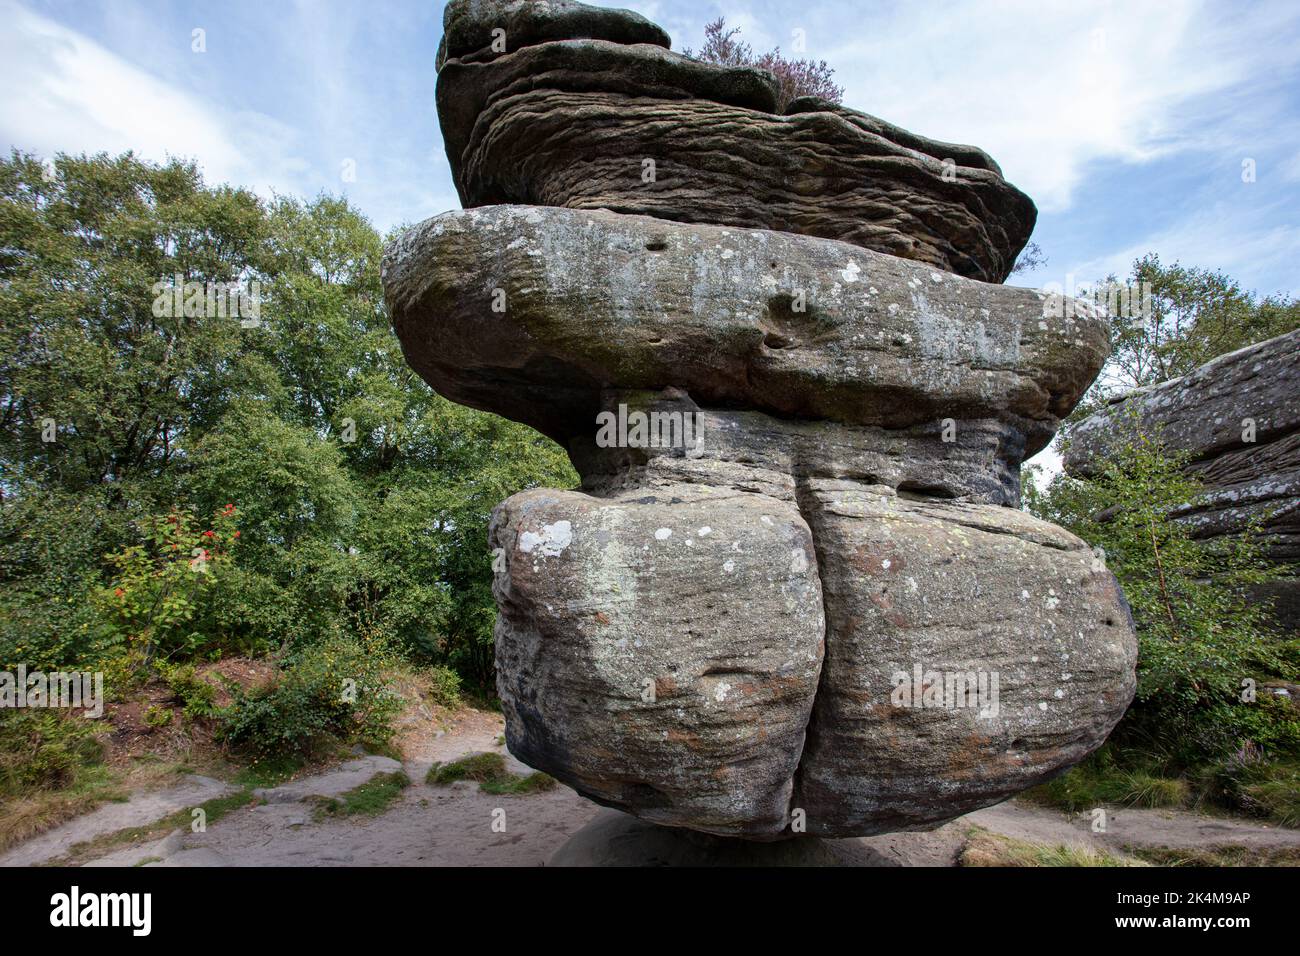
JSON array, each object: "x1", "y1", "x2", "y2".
[
  {"x1": 1067, "y1": 254, "x2": 1300, "y2": 424},
  {"x1": 0, "y1": 150, "x2": 577, "y2": 691},
  {"x1": 1031, "y1": 421, "x2": 1298, "y2": 766}
]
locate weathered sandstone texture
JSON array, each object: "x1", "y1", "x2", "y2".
[
  {"x1": 1065, "y1": 329, "x2": 1300, "y2": 631},
  {"x1": 383, "y1": 0, "x2": 1138, "y2": 839},
  {"x1": 384, "y1": 206, "x2": 1108, "y2": 461},
  {"x1": 434, "y1": 1, "x2": 1036, "y2": 282}
]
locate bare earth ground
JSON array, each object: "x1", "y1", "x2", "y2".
[{"x1": 4, "y1": 705, "x2": 1298, "y2": 867}]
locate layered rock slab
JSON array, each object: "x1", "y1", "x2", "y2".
[
  {"x1": 435, "y1": 0, "x2": 1036, "y2": 282},
  {"x1": 437, "y1": 0, "x2": 669, "y2": 69},
  {"x1": 384, "y1": 205, "x2": 1107, "y2": 460},
  {"x1": 1065, "y1": 329, "x2": 1300, "y2": 630}
]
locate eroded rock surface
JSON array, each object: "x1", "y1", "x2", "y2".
[
  {"x1": 794, "y1": 482, "x2": 1136, "y2": 835},
  {"x1": 382, "y1": 0, "x2": 1138, "y2": 841},
  {"x1": 1065, "y1": 329, "x2": 1300, "y2": 630},
  {"x1": 385, "y1": 205, "x2": 1106, "y2": 460},
  {"x1": 434, "y1": 0, "x2": 1036, "y2": 282},
  {"x1": 490, "y1": 485, "x2": 824, "y2": 838}
]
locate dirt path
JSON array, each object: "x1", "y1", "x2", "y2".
[{"x1": 5, "y1": 708, "x2": 1297, "y2": 867}]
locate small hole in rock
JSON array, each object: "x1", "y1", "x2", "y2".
[{"x1": 645, "y1": 240, "x2": 668, "y2": 252}]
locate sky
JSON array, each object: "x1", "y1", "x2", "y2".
[{"x1": 5, "y1": 0, "x2": 1299, "y2": 470}]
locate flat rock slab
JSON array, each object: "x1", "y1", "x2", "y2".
[
  {"x1": 384, "y1": 205, "x2": 1106, "y2": 459},
  {"x1": 1064, "y1": 329, "x2": 1300, "y2": 630},
  {"x1": 0, "y1": 775, "x2": 235, "y2": 867},
  {"x1": 1065, "y1": 330, "x2": 1300, "y2": 476}
]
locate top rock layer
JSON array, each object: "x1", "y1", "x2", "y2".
[{"x1": 435, "y1": 0, "x2": 1037, "y2": 283}]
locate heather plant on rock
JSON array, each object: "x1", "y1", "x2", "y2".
[{"x1": 684, "y1": 17, "x2": 844, "y2": 111}]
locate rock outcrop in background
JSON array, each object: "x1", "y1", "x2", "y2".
[
  {"x1": 384, "y1": 0, "x2": 1138, "y2": 840},
  {"x1": 1065, "y1": 329, "x2": 1300, "y2": 632}
]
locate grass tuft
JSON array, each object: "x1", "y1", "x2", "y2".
[
  {"x1": 311, "y1": 771, "x2": 410, "y2": 820},
  {"x1": 1127, "y1": 843, "x2": 1300, "y2": 867},
  {"x1": 426, "y1": 752, "x2": 556, "y2": 795}
]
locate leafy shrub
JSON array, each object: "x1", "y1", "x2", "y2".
[
  {"x1": 95, "y1": 505, "x2": 243, "y2": 665},
  {"x1": 427, "y1": 664, "x2": 462, "y2": 708},
  {"x1": 218, "y1": 634, "x2": 401, "y2": 759},
  {"x1": 142, "y1": 705, "x2": 173, "y2": 729},
  {"x1": 154, "y1": 662, "x2": 219, "y2": 718},
  {"x1": 1028, "y1": 421, "x2": 1299, "y2": 822},
  {"x1": 0, "y1": 487, "x2": 126, "y2": 672},
  {"x1": 1034, "y1": 426, "x2": 1292, "y2": 765},
  {"x1": 426, "y1": 751, "x2": 555, "y2": 795}
]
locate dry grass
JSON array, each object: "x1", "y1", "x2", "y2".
[{"x1": 959, "y1": 827, "x2": 1147, "y2": 867}]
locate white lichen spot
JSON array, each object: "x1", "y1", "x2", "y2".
[
  {"x1": 723, "y1": 560, "x2": 736, "y2": 573},
  {"x1": 791, "y1": 548, "x2": 808, "y2": 573},
  {"x1": 654, "y1": 527, "x2": 672, "y2": 541},
  {"x1": 1038, "y1": 701, "x2": 1049, "y2": 711},
  {"x1": 715, "y1": 682, "x2": 732, "y2": 702},
  {"x1": 518, "y1": 520, "x2": 573, "y2": 557},
  {"x1": 697, "y1": 526, "x2": 713, "y2": 537},
  {"x1": 841, "y1": 261, "x2": 862, "y2": 283}
]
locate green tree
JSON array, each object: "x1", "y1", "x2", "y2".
[
  {"x1": 1069, "y1": 254, "x2": 1300, "y2": 423},
  {"x1": 0, "y1": 150, "x2": 577, "y2": 687},
  {"x1": 1034, "y1": 426, "x2": 1296, "y2": 763}
]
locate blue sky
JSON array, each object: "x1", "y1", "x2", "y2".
[{"x1": 5, "y1": 0, "x2": 1299, "y2": 301}]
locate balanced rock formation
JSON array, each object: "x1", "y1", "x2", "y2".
[
  {"x1": 384, "y1": 0, "x2": 1138, "y2": 841},
  {"x1": 1064, "y1": 329, "x2": 1300, "y2": 631}
]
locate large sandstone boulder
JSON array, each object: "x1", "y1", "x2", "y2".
[
  {"x1": 488, "y1": 474, "x2": 1135, "y2": 838},
  {"x1": 434, "y1": 0, "x2": 1036, "y2": 282},
  {"x1": 793, "y1": 481, "x2": 1135, "y2": 835},
  {"x1": 490, "y1": 484, "x2": 824, "y2": 838},
  {"x1": 1064, "y1": 329, "x2": 1300, "y2": 630}
]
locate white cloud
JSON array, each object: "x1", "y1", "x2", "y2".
[
  {"x1": 1068, "y1": 201, "x2": 1300, "y2": 298},
  {"x1": 660, "y1": 0, "x2": 1300, "y2": 213},
  {"x1": 0, "y1": 0, "x2": 309, "y2": 197}
]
